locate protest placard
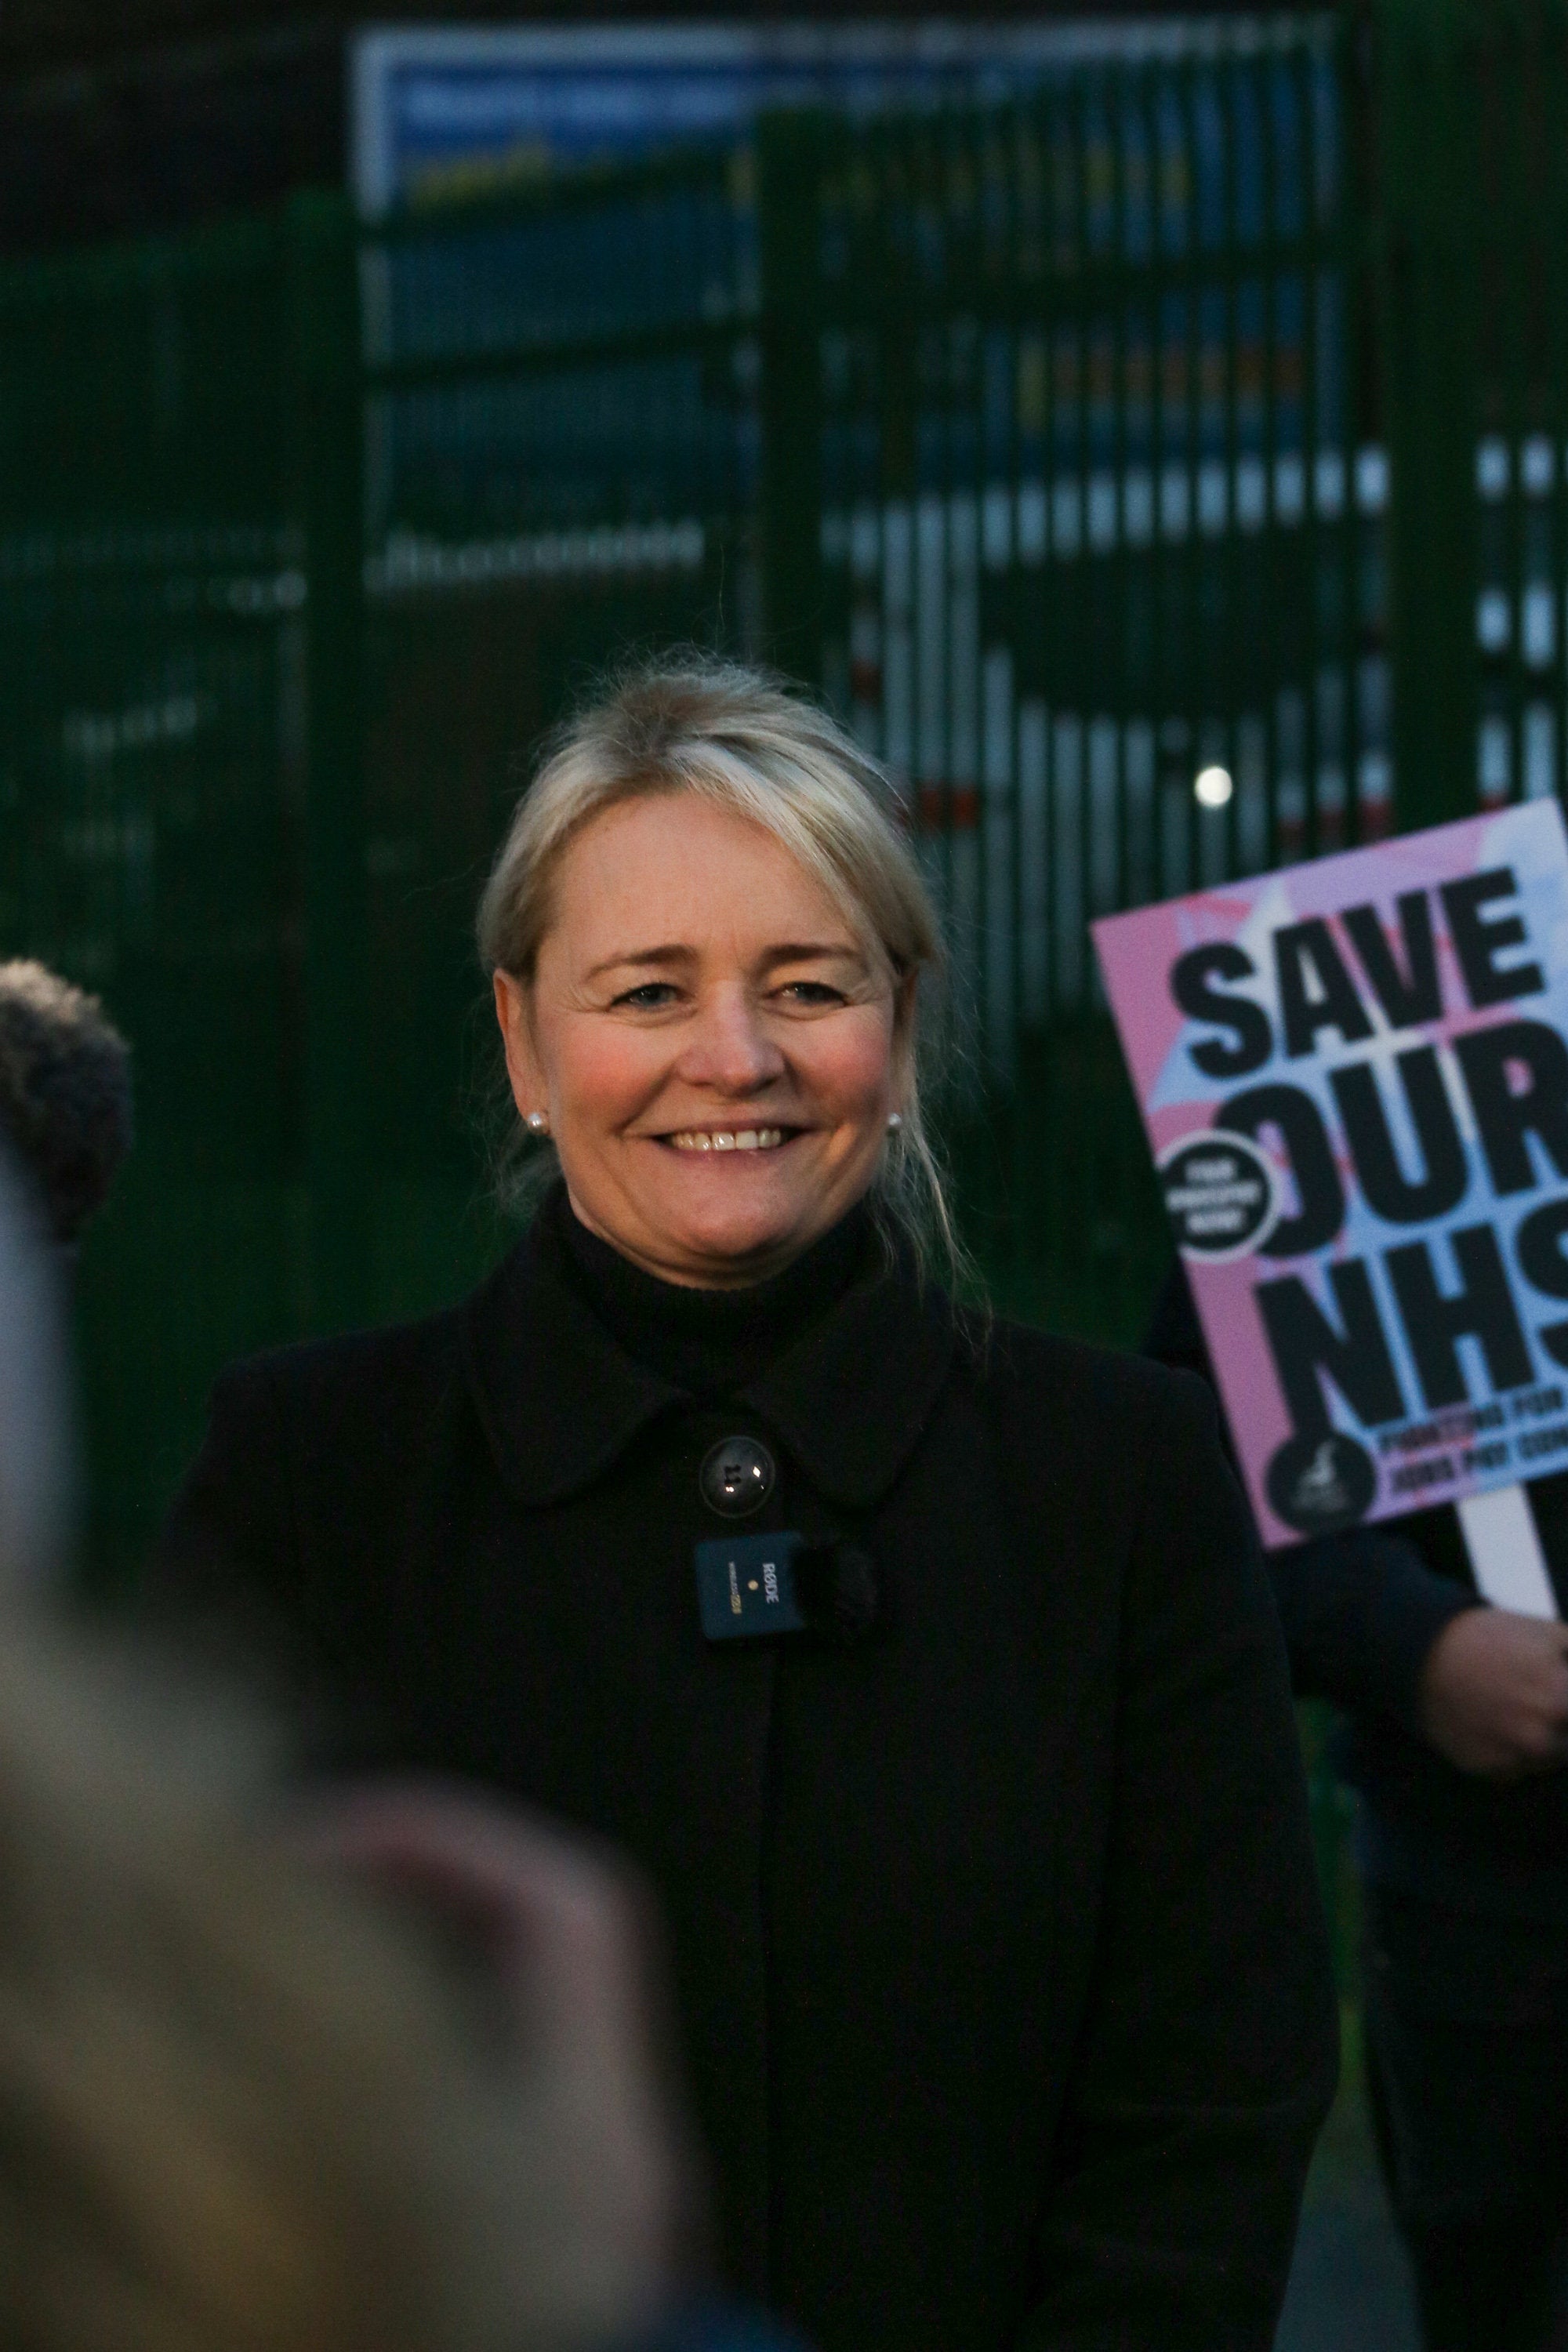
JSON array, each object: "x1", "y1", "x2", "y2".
[{"x1": 1093, "y1": 800, "x2": 1568, "y2": 1571}]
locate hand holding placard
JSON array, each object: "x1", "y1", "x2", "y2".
[{"x1": 1419, "y1": 1606, "x2": 1568, "y2": 1776}]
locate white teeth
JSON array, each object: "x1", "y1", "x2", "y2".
[{"x1": 670, "y1": 1127, "x2": 786, "y2": 1152}]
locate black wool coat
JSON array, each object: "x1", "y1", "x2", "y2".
[{"x1": 158, "y1": 1214, "x2": 1338, "y2": 2352}]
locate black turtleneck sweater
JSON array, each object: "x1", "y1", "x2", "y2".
[{"x1": 550, "y1": 1181, "x2": 875, "y2": 1403}]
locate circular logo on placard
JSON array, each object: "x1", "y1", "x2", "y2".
[
  {"x1": 1157, "y1": 1132, "x2": 1277, "y2": 1261},
  {"x1": 1265, "y1": 1431, "x2": 1377, "y2": 1537}
]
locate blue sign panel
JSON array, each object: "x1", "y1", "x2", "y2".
[{"x1": 350, "y1": 20, "x2": 1214, "y2": 212}]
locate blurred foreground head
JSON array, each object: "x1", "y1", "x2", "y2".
[
  {"x1": 0, "y1": 1638, "x2": 683, "y2": 2352},
  {"x1": 0, "y1": 960, "x2": 132, "y2": 1248}
]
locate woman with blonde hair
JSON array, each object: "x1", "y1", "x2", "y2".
[{"x1": 162, "y1": 657, "x2": 1338, "y2": 2350}]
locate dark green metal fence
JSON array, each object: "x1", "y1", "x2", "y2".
[
  {"x1": 0, "y1": 216, "x2": 304, "y2": 1581},
  {"x1": 1373, "y1": 0, "x2": 1568, "y2": 829},
  {"x1": 0, "y1": 6, "x2": 1555, "y2": 1614}
]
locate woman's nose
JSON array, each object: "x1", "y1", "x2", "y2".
[{"x1": 676, "y1": 989, "x2": 786, "y2": 1094}]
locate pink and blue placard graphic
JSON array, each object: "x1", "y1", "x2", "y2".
[{"x1": 1093, "y1": 800, "x2": 1568, "y2": 1549}]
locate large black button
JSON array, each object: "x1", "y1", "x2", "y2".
[{"x1": 699, "y1": 1435, "x2": 775, "y2": 1518}]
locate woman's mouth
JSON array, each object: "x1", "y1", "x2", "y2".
[{"x1": 663, "y1": 1127, "x2": 791, "y2": 1153}]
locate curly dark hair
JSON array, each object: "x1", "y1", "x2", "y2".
[{"x1": 0, "y1": 963, "x2": 132, "y2": 1245}]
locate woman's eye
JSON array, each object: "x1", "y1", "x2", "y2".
[
  {"x1": 778, "y1": 980, "x2": 845, "y2": 1007},
  {"x1": 613, "y1": 982, "x2": 680, "y2": 1010}
]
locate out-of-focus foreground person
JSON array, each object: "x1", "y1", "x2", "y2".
[
  {"x1": 1149, "y1": 1269, "x2": 1568, "y2": 2352},
  {"x1": 0, "y1": 960, "x2": 132, "y2": 1252},
  {"x1": 0, "y1": 1641, "x2": 692, "y2": 2352},
  {"x1": 160, "y1": 659, "x2": 1339, "y2": 2351}
]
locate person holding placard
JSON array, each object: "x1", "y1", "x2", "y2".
[
  {"x1": 1101, "y1": 814, "x2": 1568, "y2": 2352},
  {"x1": 1148, "y1": 1266, "x2": 1568, "y2": 2352}
]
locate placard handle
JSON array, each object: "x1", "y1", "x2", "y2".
[{"x1": 1456, "y1": 1484, "x2": 1559, "y2": 1620}]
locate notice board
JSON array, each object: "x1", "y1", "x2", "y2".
[{"x1": 1094, "y1": 801, "x2": 1568, "y2": 1552}]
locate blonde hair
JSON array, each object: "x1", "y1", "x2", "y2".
[
  {"x1": 477, "y1": 656, "x2": 960, "y2": 1281},
  {"x1": 0, "y1": 1622, "x2": 655, "y2": 2352}
]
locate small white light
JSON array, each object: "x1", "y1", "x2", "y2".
[{"x1": 1194, "y1": 764, "x2": 1233, "y2": 809}]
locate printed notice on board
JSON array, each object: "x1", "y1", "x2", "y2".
[{"x1": 1093, "y1": 801, "x2": 1568, "y2": 1548}]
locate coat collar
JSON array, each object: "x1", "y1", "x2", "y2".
[{"x1": 461, "y1": 1210, "x2": 955, "y2": 1512}]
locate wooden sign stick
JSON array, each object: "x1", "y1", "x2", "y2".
[{"x1": 1456, "y1": 1483, "x2": 1559, "y2": 1620}]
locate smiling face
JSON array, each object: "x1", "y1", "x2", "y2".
[{"x1": 493, "y1": 792, "x2": 907, "y2": 1287}]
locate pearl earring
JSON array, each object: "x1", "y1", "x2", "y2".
[
  {"x1": 887, "y1": 1112, "x2": 904, "y2": 1134},
  {"x1": 526, "y1": 1112, "x2": 550, "y2": 1136}
]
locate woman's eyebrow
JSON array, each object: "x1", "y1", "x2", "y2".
[
  {"x1": 586, "y1": 940, "x2": 864, "y2": 982},
  {"x1": 761, "y1": 942, "x2": 865, "y2": 965},
  {"x1": 584, "y1": 944, "x2": 691, "y2": 981}
]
